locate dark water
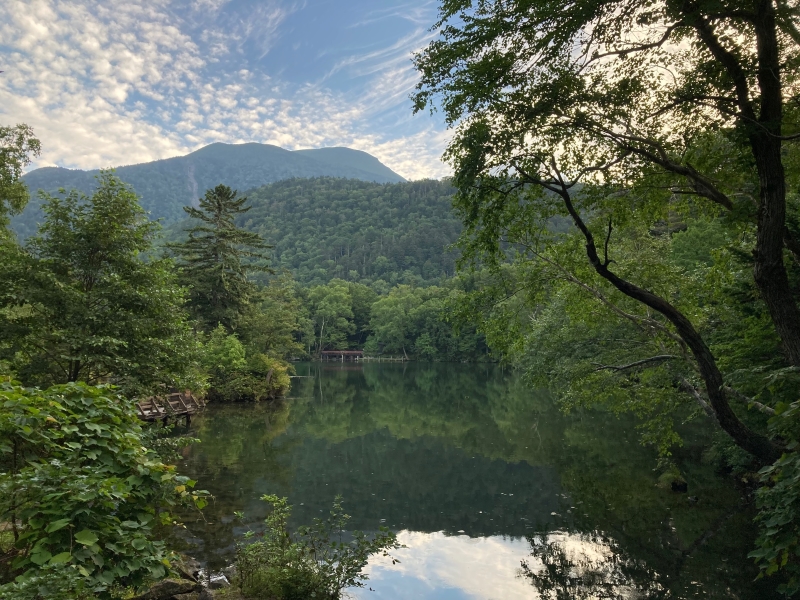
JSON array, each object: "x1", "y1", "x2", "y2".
[{"x1": 170, "y1": 362, "x2": 781, "y2": 599}]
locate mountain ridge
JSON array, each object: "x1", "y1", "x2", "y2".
[{"x1": 14, "y1": 143, "x2": 406, "y2": 237}]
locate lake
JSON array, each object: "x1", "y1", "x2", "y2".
[{"x1": 170, "y1": 362, "x2": 781, "y2": 599}]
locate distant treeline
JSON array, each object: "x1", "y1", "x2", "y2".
[{"x1": 166, "y1": 177, "x2": 463, "y2": 288}]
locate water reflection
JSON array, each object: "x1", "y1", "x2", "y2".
[
  {"x1": 352, "y1": 532, "x2": 532, "y2": 600},
  {"x1": 171, "y1": 363, "x2": 781, "y2": 598}
]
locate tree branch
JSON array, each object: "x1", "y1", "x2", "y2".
[
  {"x1": 529, "y1": 162, "x2": 780, "y2": 461},
  {"x1": 680, "y1": 377, "x2": 718, "y2": 423},
  {"x1": 593, "y1": 355, "x2": 676, "y2": 372},
  {"x1": 723, "y1": 386, "x2": 776, "y2": 416}
]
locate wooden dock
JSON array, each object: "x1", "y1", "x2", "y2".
[
  {"x1": 318, "y1": 350, "x2": 409, "y2": 362},
  {"x1": 320, "y1": 350, "x2": 364, "y2": 361},
  {"x1": 136, "y1": 391, "x2": 205, "y2": 425}
]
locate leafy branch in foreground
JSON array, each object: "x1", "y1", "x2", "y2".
[{"x1": 235, "y1": 495, "x2": 401, "y2": 600}]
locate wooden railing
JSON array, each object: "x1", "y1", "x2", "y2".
[{"x1": 136, "y1": 391, "x2": 205, "y2": 424}]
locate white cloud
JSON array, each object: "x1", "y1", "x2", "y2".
[{"x1": 0, "y1": 0, "x2": 449, "y2": 180}]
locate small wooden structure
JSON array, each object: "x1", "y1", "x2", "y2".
[
  {"x1": 320, "y1": 350, "x2": 364, "y2": 362},
  {"x1": 136, "y1": 391, "x2": 205, "y2": 425}
]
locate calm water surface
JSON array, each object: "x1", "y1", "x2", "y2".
[{"x1": 171, "y1": 363, "x2": 781, "y2": 599}]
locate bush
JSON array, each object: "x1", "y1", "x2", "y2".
[
  {"x1": 0, "y1": 382, "x2": 208, "y2": 597},
  {"x1": 236, "y1": 495, "x2": 400, "y2": 600},
  {"x1": 202, "y1": 326, "x2": 292, "y2": 402}
]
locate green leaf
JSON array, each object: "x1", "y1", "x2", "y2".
[
  {"x1": 30, "y1": 551, "x2": 52, "y2": 565},
  {"x1": 131, "y1": 538, "x2": 147, "y2": 550},
  {"x1": 49, "y1": 552, "x2": 72, "y2": 564},
  {"x1": 74, "y1": 529, "x2": 99, "y2": 545},
  {"x1": 45, "y1": 518, "x2": 71, "y2": 533}
]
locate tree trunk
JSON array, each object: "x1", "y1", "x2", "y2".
[
  {"x1": 689, "y1": 2, "x2": 800, "y2": 366},
  {"x1": 751, "y1": 136, "x2": 800, "y2": 366},
  {"x1": 749, "y1": 2, "x2": 800, "y2": 366},
  {"x1": 556, "y1": 188, "x2": 782, "y2": 463}
]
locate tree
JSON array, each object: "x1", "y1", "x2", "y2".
[
  {"x1": 308, "y1": 282, "x2": 356, "y2": 354},
  {"x1": 413, "y1": 0, "x2": 800, "y2": 463},
  {"x1": 170, "y1": 184, "x2": 272, "y2": 331},
  {"x1": 238, "y1": 273, "x2": 313, "y2": 360},
  {"x1": 0, "y1": 171, "x2": 200, "y2": 394},
  {"x1": 0, "y1": 124, "x2": 40, "y2": 232}
]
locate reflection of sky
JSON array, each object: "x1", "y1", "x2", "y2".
[{"x1": 349, "y1": 531, "x2": 535, "y2": 600}]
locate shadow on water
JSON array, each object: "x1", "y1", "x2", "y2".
[{"x1": 168, "y1": 362, "x2": 782, "y2": 599}]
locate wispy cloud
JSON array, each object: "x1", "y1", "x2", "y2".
[{"x1": 0, "y1": 0, "x2": 449, "y2": 180}]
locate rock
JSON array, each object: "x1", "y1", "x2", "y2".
[
  {"x1": 221, "y1": 564, "x2": 237, "y2": 581},
  {"x1": 198, "y1": 587, "x2": 216, "y2": 600},
  {"x1": 174, "y1": 555, "x2": 202, "y2": 582},
  {"x1": 131, "y1": 579, "x2": 199, "y2": 600},
  {"x1": 173, "y1": 594, "x2": 199, "y2": 600},
  {"x1": 208, "y1": 573, "x2": 230, "y2": 589}
]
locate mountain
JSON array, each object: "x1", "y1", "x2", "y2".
[
  {"x1": 13, "y1": 143, "x2": 406, "y2": 238},
  {"x1": 167, "y1": 177, "x2": 461, "y2": 288}
]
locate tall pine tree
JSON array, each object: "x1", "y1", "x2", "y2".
[{"x1": 170, "y1": 185, "x2": 272, "y2": 331}]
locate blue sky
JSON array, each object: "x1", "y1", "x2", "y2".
[{"x1": 0, "y1": 0, "x2": 450, "y2": 179}]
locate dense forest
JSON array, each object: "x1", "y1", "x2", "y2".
[{"x1": 166, "y1": 177, "x2": 463, "y2": 288}]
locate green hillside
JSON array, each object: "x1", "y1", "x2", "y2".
[
  {"x1": 167, "y1": 177, "x2": 460, "y2": 288},
  {"x1": 13, "y1": 143, "x2": 405, "y2": 238}
]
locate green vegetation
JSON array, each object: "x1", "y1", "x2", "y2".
[
  {"x1": 300, "y1": 277, "x2": 488, "y2": 361},
  {"x1": 235, "y1": 495, "x2": 399, "y2": 600},
  {"x1": 0, "y1": 125, "x2": 40, "y2": 232},
  {"x1": 235, "y1": 177, "x2": 461, "y2": 287},
  {"x1": 0, "y1": 381, "x2": 208, "y2": 598},
  {"x1": 169, "y1": 184, "x2": 272, "y2": 332},
  {"x1": 0, "y1": 172, "x2": 201, "y2": 395},
  {"x1": 414, "y1": 0, "x2": 800, "y2": 592}
]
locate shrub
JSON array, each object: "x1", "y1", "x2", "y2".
[
  {"x1": 0, "y1": 381, "x2": 208, "y2": 597},
  {"x1": 202, "y1": 326, "x2": 292, "y2": 402},
  {"x1": 236, "y1": 495, "x2": 400, "y2": 600}
]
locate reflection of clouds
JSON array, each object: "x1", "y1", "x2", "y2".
[
  {"x1": 350, "y1": 530, "x2": 653, "y2": 600},
  {"x1": 351, "y1": 531, "x2": 535, "y2": 600}
]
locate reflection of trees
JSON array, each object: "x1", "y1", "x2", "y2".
[
  {"x1": 173, "y1": 363, "x2": 779, "y2": 596},
  {"x1": 520, "y1": 531, "x2": 666, "y2": 599},
  {"x1": 166, "y1": 402, "x2": 299, "y2": 565}
]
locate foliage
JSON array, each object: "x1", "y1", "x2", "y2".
[
  {"x1": 201, "y1": 326, "x2": 291, "y2": 402},
  {"x1": 751, "y1": 400, "x2": 800, "y2": 596},
  {"x1": 0, "y1": 171, "x2": 201, "y2": 395},
  {"x1": 238, "y1": 273, "x2": 313, "y2": 360},
  {"x1": 169, "y1": 184, "x2": 272, "y2": 332},
  {"x1": 0, "y1": 564, "x2": 93, "y2": 600},
  {"x1": 0, "y1": 124, "x2": 40, "y2": 232},
  {"x1": 365, "y1": 284, "x2": 487, "y2": 361},
  {"x1": 0, "y1": 381, "x2": 208, "y2": 597},
  {"x1": 235, "y1": 495, "x2": 400, "y2": 600},
  {"x1": 188, "y1": 177, "x2": 462, "y2": 288},
  {"x1": 414, "y1": 0, "x2": 800, "y2": 584},
  {"x1": 307, "y1": 281, "x2": 358, "y2": 353}
]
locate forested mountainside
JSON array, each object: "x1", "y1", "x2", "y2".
[
  {"x1": 169, "y1": 177, "x2": 461, "y2": 288},
  {"x1": 13, "y1": 143, "x2": 405, "y2": 237}
]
